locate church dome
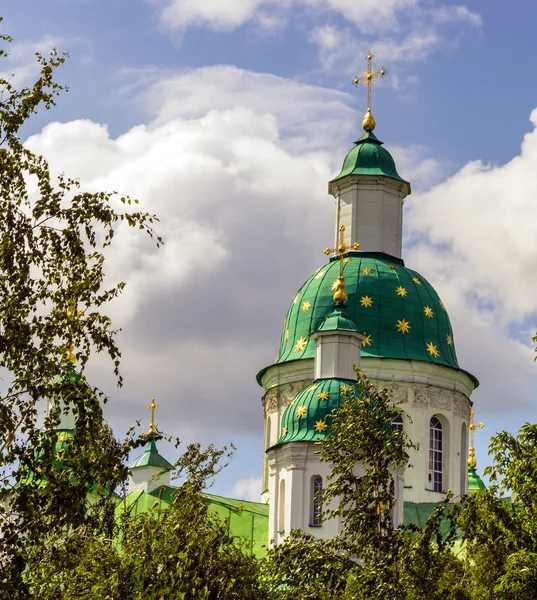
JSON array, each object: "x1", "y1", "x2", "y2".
[
  {"x1": 330, "y1": 131, "x2": 409, "y2": 187},
  {"x1": 258, "y1": 253, "x2": 476, "y2": 382},
  {"x1": 275, "y1": 378, "x2": 361, "y2": 446}
]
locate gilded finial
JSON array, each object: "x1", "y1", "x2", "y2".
[
  {"x1": 352, "y1": 53, "x2": 387, "y2": 132},
  {"x1": 147, "y1": 398, "x2": 159, "y2": 437},
  {"x1": 324, "y1": 225, "x2": 360, "y2": 305},
  {"x1": 65, "y1": 344, "x2": 76, "y2": 365},
  {"x1": 468, "y1": 408, "x2": 485, "y2": 468},
  {"x1": 63, "y1": 299, "x2": 85, "y2": 365}
]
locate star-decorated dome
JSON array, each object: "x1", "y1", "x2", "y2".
[
  {"x1": 258, "y1": 253, "x2": 477, "y2": 383},
  {"x1": 275, "y1": 378, "x2": 361, "y2": 446},
  {"x1": 330, "y1": 131, "x2": 409, "y2": 187}
]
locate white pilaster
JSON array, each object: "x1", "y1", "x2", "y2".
[{"x1": 330, "y1": 176, "x2": 410, "y2": 259}]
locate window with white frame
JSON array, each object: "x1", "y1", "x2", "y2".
[
  {"x1": 429, "y1": 417, "x2": 443, "y2": 492},
  {"x1": 310, "y1": 475, "x2": 323, "y2": 526},
  {"x1": 392, "y1": 413, "x2": 404, "y2": 433}
]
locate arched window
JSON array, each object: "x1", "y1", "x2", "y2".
[
  {"x1": 310, "y1": 475, "x2": 323, "y2": 526},
  {"x1": 278, "y1": 479, "x2": 286, "y2": 533},
  {"x1": 429, "y1": 417, "x2": 443, "y2": 492},
  {"x1": 392, "y1": 413, "x2": 404, "y2": 433}
]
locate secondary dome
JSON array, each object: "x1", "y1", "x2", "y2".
[
  {"x1": 258, "y1": 253, "x2": 474, "y2": 382},
  {"x1": 275, "y1": 378, "x2": 361, "y2": 446},
  {"x1": 330, "y1": 131, "x2": 409, "y2": 186}
]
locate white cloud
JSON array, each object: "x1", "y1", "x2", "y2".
[
  {"x1": 0, "y1": 34, "x2": 71, "y2": 87},
  {"x1": 151, "y1": 0, "x2": 420, "y2": 32},
  {"x1": 148, "y1": 0, "x2": 480, "y2": 75},
  {"x1": 404, "y1": 109, "x2": 537, "y2": 413},
  {"x1": 23, "y1": 65, "x2": 537, "y2": 475},
  {"x1": 231, "y1": 476, "x2": 262, "y2": 501}
]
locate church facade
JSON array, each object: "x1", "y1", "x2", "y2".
[{"x1": 256, "y1": 63, "x2": 479, "y2": 545}]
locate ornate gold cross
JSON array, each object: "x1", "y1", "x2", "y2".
[
  {"x1": 468, "y1": 408, "x2": 485, "y2": 468},
  {"x1": 324, "y1": 225, "x2": 360, "y2": 304},
  {"x1": 352, "y1": 53, "x2": 387, "y2": 132},
  {"x1": 147, "y1": 398, "x2": 159, "y2": 437}
]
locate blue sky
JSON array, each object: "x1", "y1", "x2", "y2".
[{"x1": 3, "y1": 1, "x2": 537, "y2": 499}]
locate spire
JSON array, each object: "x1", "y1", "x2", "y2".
[
  {"x1": 324, "y1": 225, "x2": 360, "y2": 305},
  {"x1": 352, "y1": 53, "x2": 387, "y2": 133},
  {"x1": 147, "y1": 398, "x2": 159, "y2": 438}
]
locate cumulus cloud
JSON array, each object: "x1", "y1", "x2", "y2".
[
  {"x1": 404, "y1": 109, "x2": 537, "y2": 414},
  {"x1": 23, "y1": 64, "x2": 537, "y2": 490}
]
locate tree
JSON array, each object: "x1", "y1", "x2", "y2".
[
  {"x1": 0, "y1": 18, "x2": 161, "y2": 592},
  {"x1": 23, "y1": 441, "x2": 268, "y2": 600},
  {"x1": 263, "y1": 369, "x2": 469, "y2": 600}
]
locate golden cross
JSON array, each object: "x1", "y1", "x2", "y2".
[
  {"x1": 468, "y1": 408, "x2": 485, "y2": 468},
  {"x1": 324, "y1": 225, "x2": 360, "y2": 305},
  {"x1": 63, "y1": 299, "x2": 84, "y2": 365},
  {"x1": 352, "y1": 53, "x2": 387, "y2": 132},
  {"x1": 147, "y1": 398, "x2": 159, "y2": 437}
]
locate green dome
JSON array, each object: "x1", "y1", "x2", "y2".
[
  {"x1": 258, "y1": 253, "x2": 477, "y2": 383},
  {"x1": 129, "y1": 440, "x2": 173, "y2": 470},
  {"x1": 467, "y1": 466, "x2": 486, "y2": 494},
  {"x1": 316, "y1": 307, "x2": 361, "y2": 334},
  {"x1": 275, "y1": 378, "x2": 361, "y2": 446},
  {"x1": 330, "y1": 131, "x2": 409, "y2": 186}
]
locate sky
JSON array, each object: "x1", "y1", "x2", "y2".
[{"x1": 3, "y1": 1, "x2": 537, "y2": 501}]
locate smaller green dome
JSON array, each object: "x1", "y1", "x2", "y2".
[
  {"x1": 275, "y1": 378, "x2": 360, "y2": 446},
  {"x1": 467, "y1": 466, "x2": 486, "y2": 494},
  {"x1": 129, "y1": 440, "x2": 173, "y2": 470},
  {"x1": 315, "y1": 307, "x2": 361, "y2": 335},
  {"x1": 330, "y1": 131, "x2": 409, "y2": 187}
]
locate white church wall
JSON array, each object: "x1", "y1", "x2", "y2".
[
  {"x1": 129, "y1": 465, "x2": 171, "y2": 494},
  {"x1": 261, "y1": 356, "x2": 473, "y2": 505},
  {"x1": 331, "y1": 176, "x2": 408, "y2": 259}
]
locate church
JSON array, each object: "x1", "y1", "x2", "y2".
[{"x1": 51, "y1": 55, "x2": 487, "y2": 555}]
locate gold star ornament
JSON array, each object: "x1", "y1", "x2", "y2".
[
  {"x1": 296, "y1": 406, "x2": 307, "y2": 418},
  {"x1": 412, "y1": 277, "x2": 422, "y2": 285},
  {"x1": 314, "y1": 420, "x2": 327, "y2": 433},
  {"x1": 285, "y1": 329, "x2": 290, "y2": 341},
  {"x1": 362, "y1": 267, "x2": 373, "y2": 275},
  {"x1": 396, "y1": 319, "x2": 411, "y2": 334},
  {"x1": 301, "y1": 300, "x2": 311, "y2": 312},
  {"x1": 424, "y1": 306, "x2": 434, "y2": 318},
  {"x1": 282, "y1": 426, "x2": 288, "y2": 438},
  {"x1": 446, "y1": 334, "x2": 453, "y2": 346},
  {"x1": 360, "y1": 295, "x2": 373, "y2": 308},
  {"x1": 318, "y1": 391, "x2": 329, "y2": 401},
  {"x1": 426, "y1": 342, "x2": 440, "y2": 358},
  {"x1": 341, "y1": 384, "x2": 352, "y2": 393},
  {"x1": 396, "y1": 286, "x2": 407, "y2": 297},
  {"x1": 294, "y1": 337, "x2": 307, "y2": 352},
  {"x1": 362, "y1": 334, "x2": 372, "y2": 347}
]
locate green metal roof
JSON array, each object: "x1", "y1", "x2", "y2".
[
  {"x1": 315, "y1": 307, "x2": 361, "y2": 334},
  {"x1": 275, "y1": 378, "x2": 360, "y2": 446},
  {"x1": 258, "y1": 253, "x2": 478, "y2": 384},
  {"x1": 330, "y1": 131, "x2": 409, "y2": 186},
  {"x1": 118, "y1": 489, "x2": 269, "y2": 558},
  {"x1": 129, "y1": 440, "x2": 173, "y2": 470},
  {"x1": 467, "y1": 467, "x2": 486, "y2": 494}
]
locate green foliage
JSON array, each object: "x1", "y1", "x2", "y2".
[
  {"x1": 0, "y1": 19, "x2": 160, "y2": 591},
  {"x1": 22, "y1": 442, "x2": 267, "y2": 600}
]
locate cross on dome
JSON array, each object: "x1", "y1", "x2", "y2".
[
  {"x1": 324, "y1": 225, "x2": 360, "y2": 305},
  {"x1": 468, "y1": 409, "x2": 485, "y2": 468},
  {"x1": 147, "y1": 398, "x2": 159, "y2": 437},
  {"x1": 352, "y1": 53, "x2": 387, "y2": 132}
]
